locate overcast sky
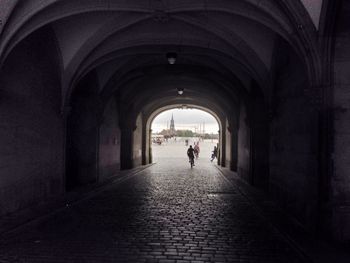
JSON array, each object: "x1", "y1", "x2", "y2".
[{"x1": 152, "y1": 109, "x2": 219, "y2": 134}]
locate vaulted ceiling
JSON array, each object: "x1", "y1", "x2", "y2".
[
  {"x1": 0, "y1": 0, "x2": 324, "y2": 109},
  {"x1": 300, "y1": 0, "x2": 323, "y2": 28}
]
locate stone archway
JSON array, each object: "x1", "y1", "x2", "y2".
[
  {"x1": 146, "y1": 105, "x2": 224, "y2": 166},
  {"x1": 0, "y1": 0, "x2": 341, "y2": 242}
]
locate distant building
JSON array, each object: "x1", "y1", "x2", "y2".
[{"x1": 170, "y1": 114, "x2": 176, "y2": 136}]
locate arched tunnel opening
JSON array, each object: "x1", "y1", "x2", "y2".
[
  {"x1": 2, "y1": 1, "x2": 350, "y2": 260},
  {"x1": 149, "y1": 108, "x2": 220, "y2": 164},
  {"x1": 64, "y1": 64, "x2": 269, "y2": 192}
]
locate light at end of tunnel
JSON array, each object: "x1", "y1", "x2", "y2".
[{"x1": 177, "y1": 87, "x2": 184, "y2": 95}]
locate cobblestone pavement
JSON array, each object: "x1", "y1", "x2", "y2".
[{"x1": 0, "y1": 158, "x2": 304, "y2": 263}]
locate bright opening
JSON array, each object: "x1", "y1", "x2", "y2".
[{"x1": 151, "y1": 109, "x2": 220, "y2": 163}]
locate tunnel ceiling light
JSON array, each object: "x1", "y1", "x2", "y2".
[
  {"x1": 166, "y1": 52, "x2": 177, "y2": 65},
  {"x1": 177, "y1": 87, "x2": 184, "y2": 95}
]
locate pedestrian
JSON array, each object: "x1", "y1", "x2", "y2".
[
  {"x1": 210, "y1": 146, "x2": 217, "y2": 162},
  {"x1": 194, "y1": 143, "x2": 200, "y2": 159},
  {"x1": 187, "y1": 145, "x2": 195, "y2": 167}
]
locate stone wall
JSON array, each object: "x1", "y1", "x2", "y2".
[
  {"x1": 0, "y1": 27, "x2": 64, "y2": 215},
  {"x1": 331, "y1": 1, "x2": 350, "y2": 241},
  {"x1": 99, "y1": 98, "x2": 121, "y2": 182},
  {"x1": 65, "y1": 72, "x2": 99, "y2": 190},
  {"x1": 225, "y1": 119, "x2": 232, "y2": 168},
  {"x1": 238, "y1": 103, "x2": 251, "y2": 183},
  {"x1": 133, "y1": 114, "x2": 143, "y2": 167},
  {"x1": 269, "y1": 40, "x2": 319, "y2": 231}
]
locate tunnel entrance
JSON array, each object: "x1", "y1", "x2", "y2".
[
  {"x1": 151, "y1": 108, "x2": 219, "y2": 164},
  {"x1": 2, "y1": 0, "x2": 344, "y2": 244}
]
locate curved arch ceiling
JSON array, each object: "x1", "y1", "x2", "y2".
[
  {"x1": 113, "y1": 66, "x2": 243, "y2": 123},
  {"x1": 0, "y1": 0, "x2": 323, "y2": 105}
]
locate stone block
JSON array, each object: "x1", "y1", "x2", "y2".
[
  {"x1": 334, "y1": 62, "x2": 350, "y2": 85},
  {"x1": 332, "y1": 205, "x2": 350, "y2": 241}
]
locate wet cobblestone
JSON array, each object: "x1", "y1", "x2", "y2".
[{"x1": 0, "y1": 158, "x2": 304, "y2": 262}]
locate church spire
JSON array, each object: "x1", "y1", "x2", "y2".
[{"x1": 170, "y1": 113, "x2": 175, "y2": 136}]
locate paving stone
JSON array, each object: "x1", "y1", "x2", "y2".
[{"x1": 0, "y1": 158, "x2": 304, "y2": 262}]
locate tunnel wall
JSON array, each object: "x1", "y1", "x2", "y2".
[
  {"x1": 331, "y1": 1, "x2": 350, "y2": 241},
  {"x1": 145, "y1": 127, "x2": 151, "y2": 164},
  {"x1": 66, "y1": 72, "x2": 100, "y2": 190},
  {"x1": 237, "y1": 103, "x2": 251, "y2": 183},
  {"x1": 225, "y1": 119, "x2": 232, "y2": 168},
  {"x1": 0, "y1": 27, "x2": 64, "y2": 215},
  {"x1": 269, "y1": 41, "x2": 319, "y2": 231},
  {"x1": 133, "y1": 114, "x2": 143, "y2": 167},
  {"x1": 99, "y1": 98, "x2": 121, "y2": 181}
]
